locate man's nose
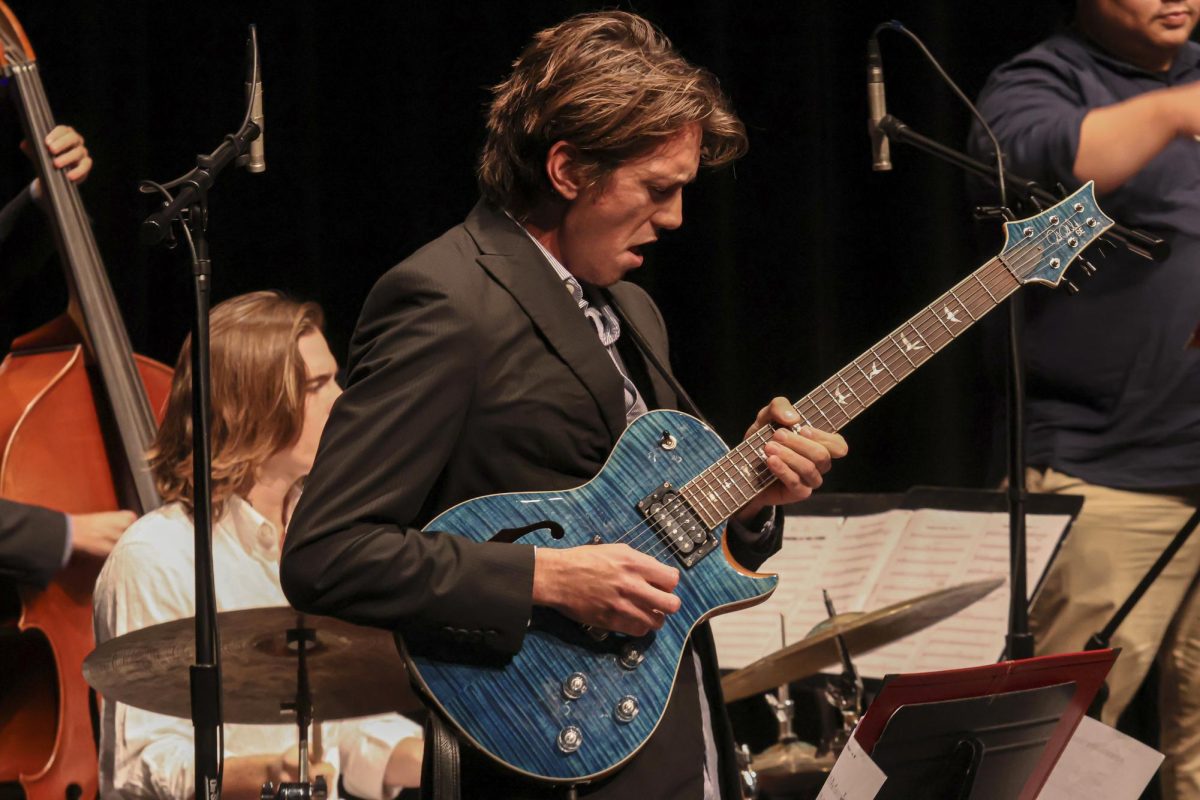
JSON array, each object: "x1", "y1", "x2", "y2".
[{"x1": 654, "y1": 191, "x2": 684, "y2": 230}]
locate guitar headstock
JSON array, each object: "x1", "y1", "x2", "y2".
[
  {"x1": 999, "y1": 181, "x2": 1114, "y2": 287},
  {"x1": 0, "y1": 1, "x2": 34, "y2": 71}
]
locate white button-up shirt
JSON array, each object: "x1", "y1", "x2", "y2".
[{"x1": 94, "y1": 496, "x2": 421, "y2": 799}]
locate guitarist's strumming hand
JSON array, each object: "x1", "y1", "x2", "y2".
[
  {"x1": 733, "y1": 396, "x2": 849, "y2": 524},
  {"x1": 531, "y1": 543, "x2": 683, "y2": 637}
]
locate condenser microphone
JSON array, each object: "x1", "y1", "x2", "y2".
[
  {"x1": 245, "y1": 25, "x2": 265, "y2": 173},
  {"x1": 867, "y1": 36, "x2": 891, "y2": 172}
]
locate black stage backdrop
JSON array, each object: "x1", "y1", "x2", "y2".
[{"x1": 1, "y1": 1, "x2": 1076, "y2": 493}]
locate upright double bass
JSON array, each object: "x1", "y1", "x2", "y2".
[{"x1": 0, "y1": 6, "x2": 171, "y2": 798}]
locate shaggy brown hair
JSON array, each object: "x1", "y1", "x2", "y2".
[
  {"x1": 478, "y1": 10, "x2": 748, "y2": 215},
  {"x1": 149, "y1": 291, "x2": 324, "y2": 517}
]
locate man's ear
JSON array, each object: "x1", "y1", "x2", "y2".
[{"x1": 545, "y1": 140, "x2": 585, "y2": 201}]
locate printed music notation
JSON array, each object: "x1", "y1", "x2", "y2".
[{"x1": 710, "y1": 508, "x2": 1072, "y2": 675}]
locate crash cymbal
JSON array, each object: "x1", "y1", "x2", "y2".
[
  {"x1": 84, "y1": 606, "x2": 420, "y2": 723},
  {"x1": 721, "y1": 577, "x2": 1004, "y2": 703}
]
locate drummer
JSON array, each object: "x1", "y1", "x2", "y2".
[{"x1": 93, "y1": 291, "x2": 423, "y2": 799}]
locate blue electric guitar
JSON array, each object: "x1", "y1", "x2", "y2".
[{"x1": 402, "y1": 183, "x2": 1114, "y2": 783}]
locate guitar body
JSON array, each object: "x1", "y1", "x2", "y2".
[{"x1": 406, "y1": 409, "x2": 778, "y2": 782}]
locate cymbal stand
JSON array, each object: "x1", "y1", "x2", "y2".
[
  {"x1": 820, "y1": 590, "x2": 863, "y2": 755},
  {"x1": 261, "y1": 619, "x2": 328, "y2": 800},
  {"x1": 764, "y1": 615, "x2": 799, "y2": 745}
]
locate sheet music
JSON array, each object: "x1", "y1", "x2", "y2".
[
  {"x1": 853, "y1": 510, "x2": 990, "y2": 677},
  {"x1": 1037, "y1": 716, "x2": 1163, "y2": 799},
  {"x1": 708, "y1": 515, "x2": 843, "y2": 668},
  {"x1": 713, "y1": 506, "x2": 1073, "y2": 675},
  {"x1": 816, "y1": 733, "x2": 887, "y2": 800}
]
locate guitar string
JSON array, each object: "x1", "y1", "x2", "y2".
[
  {"x1": 613, "y1": 208, "x2": 1094, "y2": 563},
  {"x1": 620, "y1": 223, "x2": 1081, "y2": 564},
  {"x1": 625, "y1": 207, "x2": 1093, "y2": 564},
  {"x1": 624, "y1": 206, "x2": 1092, "y2": 561}
]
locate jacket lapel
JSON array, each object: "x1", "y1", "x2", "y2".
[{"x1": 464, "y1": 201, "x2": 627, "y2": 444}]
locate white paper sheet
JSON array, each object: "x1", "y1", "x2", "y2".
[
  {"x1": 712, "y1": 507, "x2": 1073, "y2": 675},
  {"x1": 708, "y1": 515, "x2": 842, "y2": 668},
  {"x1": 815, "y1": 734, "x2": 887, "y2": 800},
  {"x1": 1037, "y1": 716, "x2": 1164, "y2": 799}
]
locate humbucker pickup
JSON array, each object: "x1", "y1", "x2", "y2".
[{"x1": 636, "y1": 483, "x2": 717, "y2": 568}]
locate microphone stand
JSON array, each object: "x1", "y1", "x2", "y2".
[
  {"x1": 878, "y1": 115, "x2": 1166, "y2": 261},
  {"x1": 873, "y1": 112, "x2": 1164, "y2": 662},
  {"x1": 138, "y1": 27, "x2": 263, "y2": 800}
]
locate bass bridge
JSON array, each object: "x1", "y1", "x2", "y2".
[{"x1": 637, "y1": 483, "x2": 717, "y2": 568}]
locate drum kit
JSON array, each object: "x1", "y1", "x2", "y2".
[
  {"x1": 723, "y1": 577, "x2": 1004, "y2": 800},
  {"x1": 83, "y1": 577, "x2": 1002, "y2": 799}
]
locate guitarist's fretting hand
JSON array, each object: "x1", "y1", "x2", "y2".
[
  {"x1": 532, "y1": 543, "x2": 682, "y2": 637},
  {"x1": 528, "y1": 399, "x2": 848, "y2": 638},
  {"x1": 732, "y1": 396, "x2": 849, "y2": 524}
]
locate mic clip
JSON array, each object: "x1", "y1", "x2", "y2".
[{"x1": 972, "y1": 204, "x2": 1015, "y2": 222}]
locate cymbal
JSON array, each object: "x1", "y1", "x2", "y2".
[
  {"x1": 721, "y1": 577, "x2": 1004, "y2": 702},
  {"x1": 84, "y1": 606, "x2": 420, "y2": 723},
  {"x1": 751, "y1": 739, "x2": 835, "y2": 793}
]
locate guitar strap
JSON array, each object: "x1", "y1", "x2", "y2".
[
  {"x1": 604, "y1": 292, "x2": 713, "y2": 427},
  {"x1": 421, "y1": 711, "x2": 461, "y2": 800}
]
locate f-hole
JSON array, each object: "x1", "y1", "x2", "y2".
[{"x1": 490, "y1": 520, "x2": 565, "y2": 544}]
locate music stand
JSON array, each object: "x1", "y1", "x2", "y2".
[
  {"x1": 871, "y1": 682, "x2": 1074, "y2": 799},
  {"x1": 854, "y1": 649, "x2": 1117, "y2": 800}
]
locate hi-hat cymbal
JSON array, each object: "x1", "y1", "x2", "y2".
[
  {"x1": 751, "y1": 739, "x2": 835, "y2": 794},
  {"x1": 721, "y1": 577, "x2": 1005, "y2": 703},
  {"x1": 84, "y1": 606, "x2": 420, "y2": 723}
]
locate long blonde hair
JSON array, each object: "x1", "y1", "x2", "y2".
[{"x1": 148, "y1": 291, "x2": 324, "y2": 517}]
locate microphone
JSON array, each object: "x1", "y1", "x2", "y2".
[
  {"x1": 244, "y1": 25, "x2": 265, "y2": 173},
  {"x1": 867, "y1": 36, "x2": 891, "y2": 172}
]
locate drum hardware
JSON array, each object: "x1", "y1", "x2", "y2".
[
  {"x1": 261, "y1": 620, "x2": 326, "y2": 800},
  {"x1": 729, "y1": 580, "x2": 1004, "y2": 798},
  {"x1": 817, "y1": 589, "x2": 862, "y2": 755}
]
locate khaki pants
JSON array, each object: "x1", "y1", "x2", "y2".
[{"x1": 1028, "y1": 467, "x2": 1200, "y2": 800}]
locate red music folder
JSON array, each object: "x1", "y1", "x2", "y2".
[{"x1": 854, "y1": 649, "x2": 1117, "y2": 800}]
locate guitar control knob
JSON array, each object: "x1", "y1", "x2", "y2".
[
  {"x1": 619, "y1": 643, "x2": 646, "y2": 670},
  {"x1": 614, "y1": 695, "x2": 640, "y2": 723},
  {"x1": 562, "y1": 672, "x2": 588, "y2": 700},
  {"x1": 557, "y1": 725, "x2": 583, "y2": 754}
]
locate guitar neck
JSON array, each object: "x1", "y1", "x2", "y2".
[{"x1": 681, "y1": 256, "x2": 1020, "y2": 529}]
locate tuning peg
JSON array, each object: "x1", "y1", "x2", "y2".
[
  {"x1": 1078, "y1": 259, "x2": 1097, "y2": 276},
  {"x1": 1065, "y1": 280, "x2": 1080, "y2": 295}
]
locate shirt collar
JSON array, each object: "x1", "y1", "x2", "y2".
[
  {"x1": 504, "y1": 210, "x2": 579, "y2": 288},
  {"x1": 221, "y1": 495, "x2": 280, "y2": 562}
]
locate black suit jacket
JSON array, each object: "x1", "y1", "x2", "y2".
[
  {"x1": 283, "y1": 201, "x2": 780, "y2": 798},
  {"x1": 0, "y1": 497, "x2": 68, "y2": 587}
]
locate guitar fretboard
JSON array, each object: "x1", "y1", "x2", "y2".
[{"x1": 680, "y1": 256, "x2": 1020, "y2": 529}]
